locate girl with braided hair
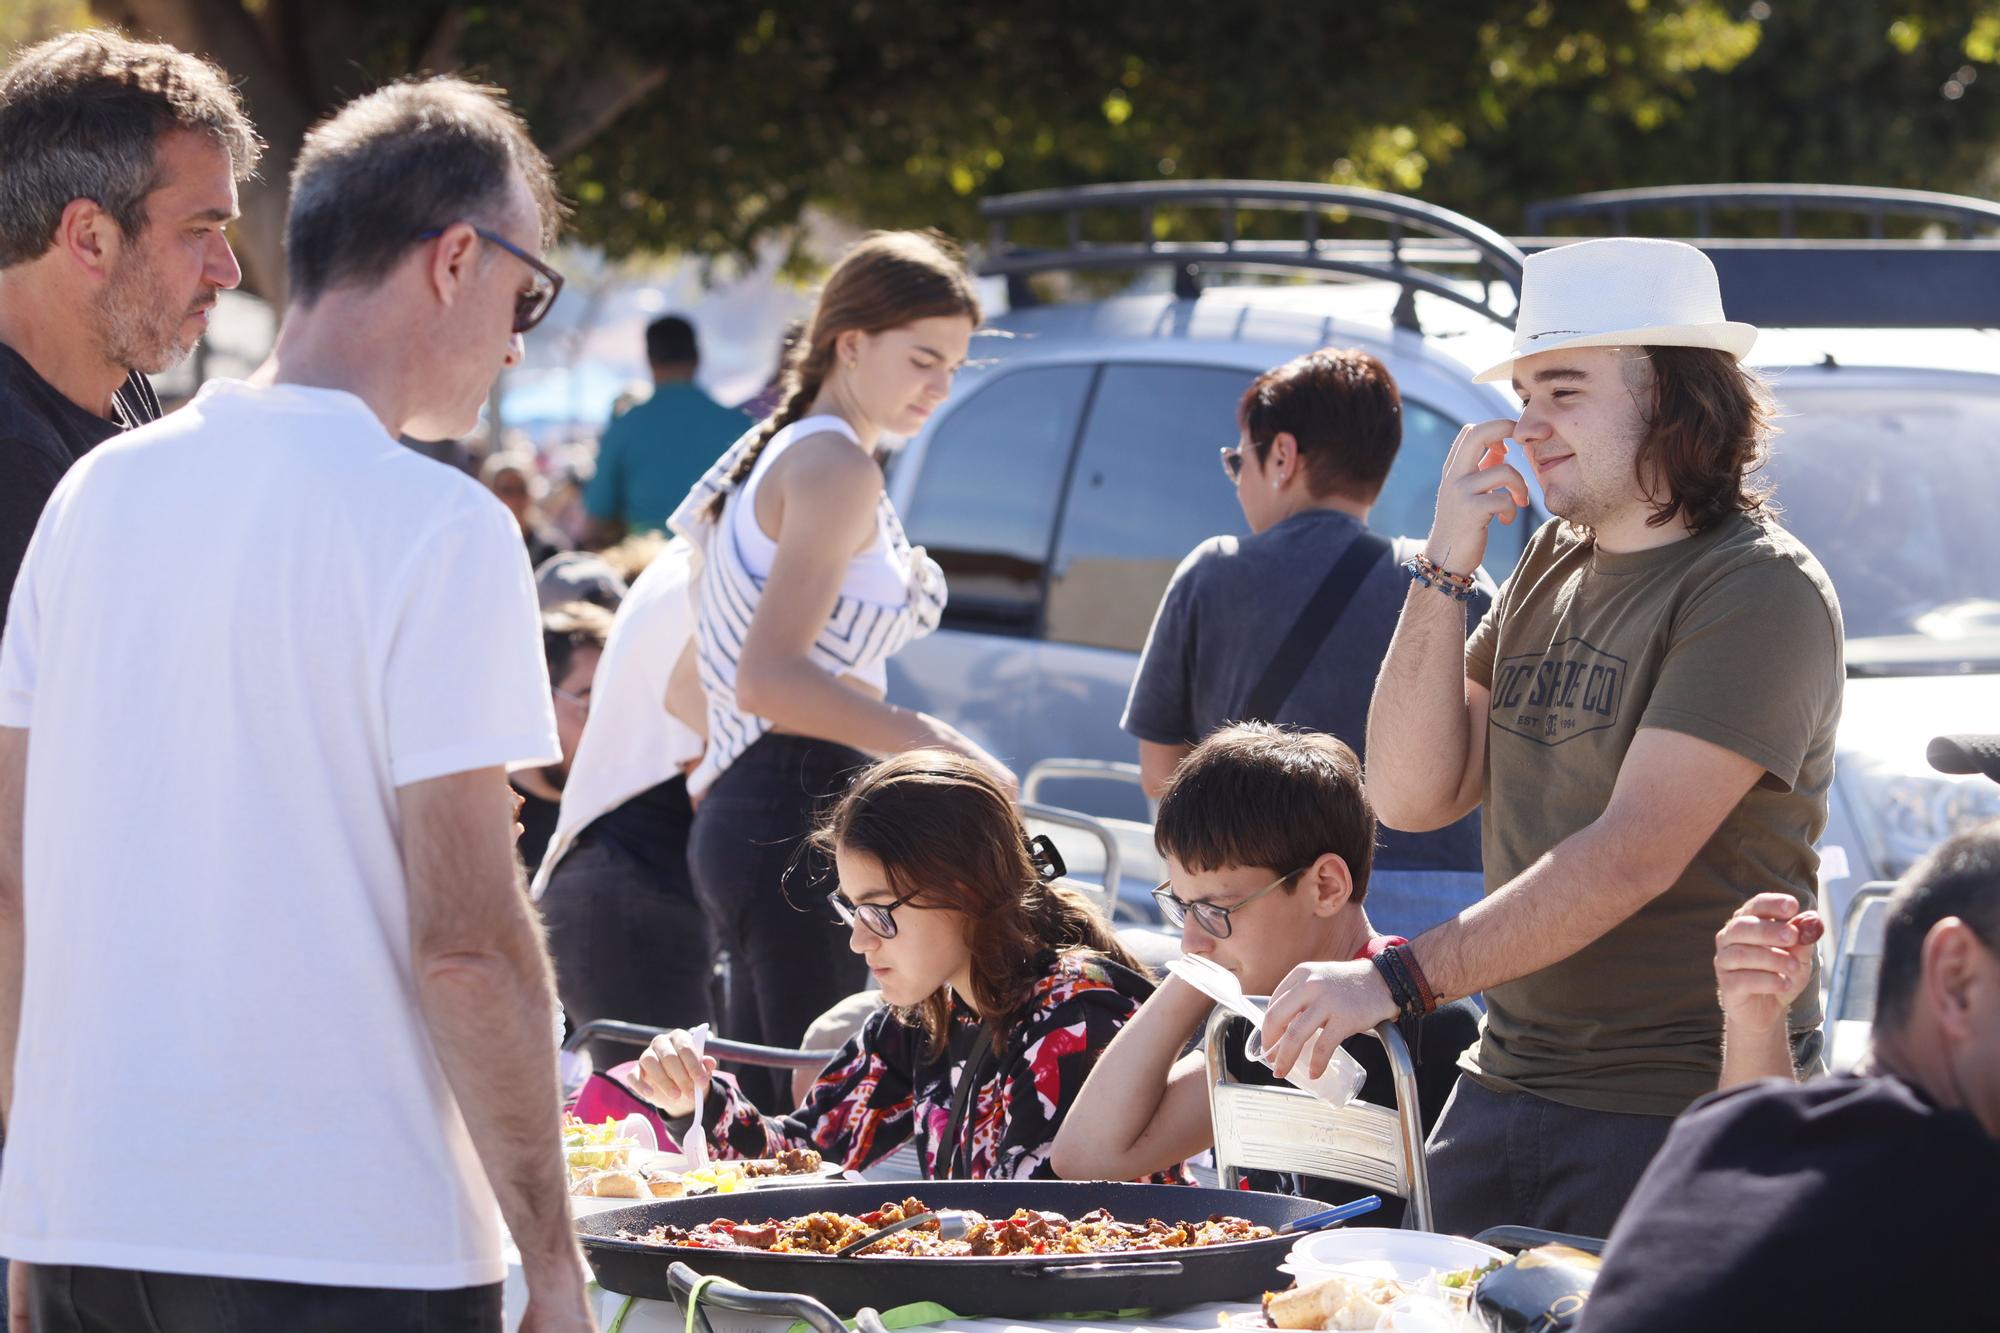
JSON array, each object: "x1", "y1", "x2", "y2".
[{"x1": 666, "y1": 230, "x2": 1012, "y2": 1107}]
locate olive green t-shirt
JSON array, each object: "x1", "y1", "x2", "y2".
[{"x1": 1462, "y1": 512, "x2": 1843, "y2": 1116}]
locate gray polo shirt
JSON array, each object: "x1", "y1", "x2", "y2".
[{"x1": 1122, "y1": 508, "x2": 1487, "y2": 871}]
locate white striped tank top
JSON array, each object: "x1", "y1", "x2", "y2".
[{"x1": 668, "y1": 414, "x2": 946, "y2": 796}]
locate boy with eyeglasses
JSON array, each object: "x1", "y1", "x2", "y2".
[{"x1": 1051, "y1": 722, "x2": 1479, "y2": 1222}]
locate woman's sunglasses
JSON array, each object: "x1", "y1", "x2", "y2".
[{"x1": 1220, "y1": 445, "x2": 1246, "y2": 483}]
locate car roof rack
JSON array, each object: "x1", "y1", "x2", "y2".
[
  {"x1": 1521, "y1": 185, "x2": 2000, "y2": 328},
  {"x1": 980, "y1": 180, "x2": 1525, "y2": 334}
]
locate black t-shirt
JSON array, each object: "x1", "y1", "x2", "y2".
[
  {"x1": 1221, "y1": 996, "x2": 1481, "y2": 1226},
  {"x1": 512, "y1": 780, "x2": 561, "y2": 877},
  {"x1": 0, "y1": 341, "x2": 159, "y2": 629},
  {"x1": 1583, "y1": 1073, "x2": 1996, "y2": 1331},
  {"x1": 582, "y1": 775, "x2": 694, "y2": 881}
]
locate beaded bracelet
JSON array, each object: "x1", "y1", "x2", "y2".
[{"x1": 1401, "y1": 555, "x2": 1479, "y2": 603}]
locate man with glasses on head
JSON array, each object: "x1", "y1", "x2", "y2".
[
  {"x1": 0, "y1": 78, "x2": 594, "y2": 1332},
  {"x1": 1053, "y1": 723, "x2": 1480, "y2": 1224},
  {"x1": 1122, "y1": 348, "x2": 1491, "y2": 942}
]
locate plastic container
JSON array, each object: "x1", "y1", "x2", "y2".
[{"x1": 1244, "y1": 1023, "x2": 1367, "y2": 1106}]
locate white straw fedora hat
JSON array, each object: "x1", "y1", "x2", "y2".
[{"x1": 1475, "y1": 237, "x2": 1758, "y2": 384}]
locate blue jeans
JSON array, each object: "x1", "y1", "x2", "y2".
[{"x1": 27, "y1": 1265, "x2": 499, "y2": 1333}]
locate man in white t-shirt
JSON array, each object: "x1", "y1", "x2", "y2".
[{"x1": 0, "y1": 79, "x2": 594, "y2": 1332}]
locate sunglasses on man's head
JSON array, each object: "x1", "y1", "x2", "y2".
[{"x1": 413, "y1": 224, "x2": 564, "y2": 334}]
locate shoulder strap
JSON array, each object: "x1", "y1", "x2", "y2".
[
  {"x1": 1241, "y1": 530, "x2": 1395, "y2": 723},
  {"x1": 942, "y1": 1019, "x2": 997, "y2": 1178}
]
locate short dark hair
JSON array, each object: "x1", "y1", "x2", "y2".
[
  {"x1": 1631, "y1": 346, "x2": 1777, "y2": 533},
  {"x1": 647, "y1": 315, "x2": 698, "y2": 366},
  {"x1": 286, "y1": 76, "x2": 562, "y2": 303},
  {"x1": 1875, "y1": 818, "x2": 2000, "y2": 1031},
  {"x1": 0, "y1": 30, "x2": 261, "y2": 268},
  {"x1": 1154, "y1": 722, "x2": 1376, "y2": 903},
  {"x1": 1238, "y1": 348, "x2": 1402, "y2": 502},
  {"x1": 541, "y1": 601, "x2": 612, "y2": 685}
]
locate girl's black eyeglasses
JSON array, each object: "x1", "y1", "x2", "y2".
[{"x1": 828, "y1": 887, "x2": 924, "y2": 939}]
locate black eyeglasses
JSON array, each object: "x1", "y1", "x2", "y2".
[
  {"x1": 1220, "y1": 445, "x2": 1246, "y2": 484},
  {"x1": 413, "y1": 224, "x2": 564, "y2": 334},
  {"x1": 828, "y1": 887, "x2": 925, "y2": 939},
  {"x1": 1152, "y1": 866, "x2": 1308, "y2": 939}
]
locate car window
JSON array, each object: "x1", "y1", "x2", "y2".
[
  {"x1": 1040, "y1": 365, "x2": 1526, "y2": 653},
  {"x1": 901, "y1": 364, "x2": 1096, "y2": 634},
  {"x1": 1044, "y1": 364, "x2": 1254, "y2": 652},
  {"x1": 1765, "y1": 385, "x2": 2000, "y2": 646}
]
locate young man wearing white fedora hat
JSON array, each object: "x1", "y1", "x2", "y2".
[{"x1": 1255, "y1": 237, "x2": 1845, "y2": 1238}]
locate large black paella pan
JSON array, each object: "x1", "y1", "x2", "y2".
[{"x1": 576, "y1": 1179, "x2": 1329, "y2": 1317}]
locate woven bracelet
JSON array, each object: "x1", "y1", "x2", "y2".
[{"x1": 1401, "y1": 556, "x2": 1479, "y2": 603}]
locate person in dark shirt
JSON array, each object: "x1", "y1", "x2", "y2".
[
  {"x1": 0, "y1": 33, "x2": 258, "y2": 629},
  {"x1": 1052, "y1": 722, "x2": 1480, "y2": 1225},
  {"x1": 512, "y1": 603, "x2": 614, "y2": 876},
  {"x1": 1123, "y1": 348, "x2": 1491, "y2": 941},
  {"x1": 1583, "y1": 820, "x2": 2000, "y2": 1332}
]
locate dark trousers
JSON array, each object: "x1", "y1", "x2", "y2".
[
  {"x1": 1424, "y1": 1074, "x2": 1677, "y2": 1240},
  {"x1": 27, "y1": 1264, "x2": 499, "y2": 1333},
  {"x1": 541, "y1": 816, "x2": 713, "y2": 1070},
  {"x1": 687, "y1": 734, "x2": 871, "y2": 1110}
]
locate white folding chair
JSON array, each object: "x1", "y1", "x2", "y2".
[
  {"x1": 1203, "y1": 1007, "x2": 1433, "y2": 1230},
  {"x1": 1824, "y1": 882, "x2": 1895, "y2": 1073}
]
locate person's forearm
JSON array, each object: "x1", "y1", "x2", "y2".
[
  {"x1": 736, "y1": 656, "x2": 940, "y2": 755},
  {"x1": 0, "y1": 726, "x2": 27, "y2": 1126},
  {"x1": 1050, "y1": 977, "x2": 1212, "y2": 1180},
  {"x1": 414, "y1": 903, "x2": 581, "y2": 1283},
  {"x1": 1366, "y1": 585, "x2": 1477, "y2": 831},
  {"x1": 1718, "y1": 1015, "x2": 1798, "y2": 1089},
  {"x1": 1412, "y1": 819, "x2": 1670, "y2": 1003}
]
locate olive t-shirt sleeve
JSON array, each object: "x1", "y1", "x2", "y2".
[{"x1": 1639, "y1": 556, "x2": 1843, "y2": 792}]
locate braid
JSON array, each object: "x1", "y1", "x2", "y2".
[{"x1": 700, "y1": 347, "x2": 833, "y2": 522}]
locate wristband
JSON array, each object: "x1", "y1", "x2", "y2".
[
  {"x1": 1397, "y1": 944, "x2": 1438, "y2": 1016},
  {"x1": 1402, "y1": 555, "x2": 1479, "y2": 603},
  {"x1": 1371, "y1": 950, "x2": 1418, "y2": 1020}
]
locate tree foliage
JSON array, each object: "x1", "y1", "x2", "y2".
[{"x1": 12, "y1": 0, "x2": 1991, "y2": 297}]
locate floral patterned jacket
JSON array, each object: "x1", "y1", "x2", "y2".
[{"x1": 692, "y1": 950, "x2": 1191, "y2": 1183}]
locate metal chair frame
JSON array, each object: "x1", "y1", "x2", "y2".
[
  {"x1": 1020, "y1": 798, "x2": 1123, "y2": 921},
  {"x1": 1203, "y1": 1008, "x2": 1433, "y2": 1230},
  {"x1": 1827, "y1": 882, "x2": 1897, "y2": 1024}
]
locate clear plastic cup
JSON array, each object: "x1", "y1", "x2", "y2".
[{"x1": 1244, "y1": 1023, "x2": 1367, "y2": 1106}]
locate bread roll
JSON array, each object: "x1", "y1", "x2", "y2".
[{"x1": 588, "y1": 1169, "x2": 646, "y2": 1198}]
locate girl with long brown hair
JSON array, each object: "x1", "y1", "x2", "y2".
[
  {"x1": 666, "y1": 231, "x2": 1013, "y2": 1106},
  {"x1": 629, "y1": 751, "x2": 1187, "y2": 1182}
]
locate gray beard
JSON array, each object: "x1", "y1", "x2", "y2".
[{"x1": 93, "y1": 260, "x2": 199, "y2": 376}]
